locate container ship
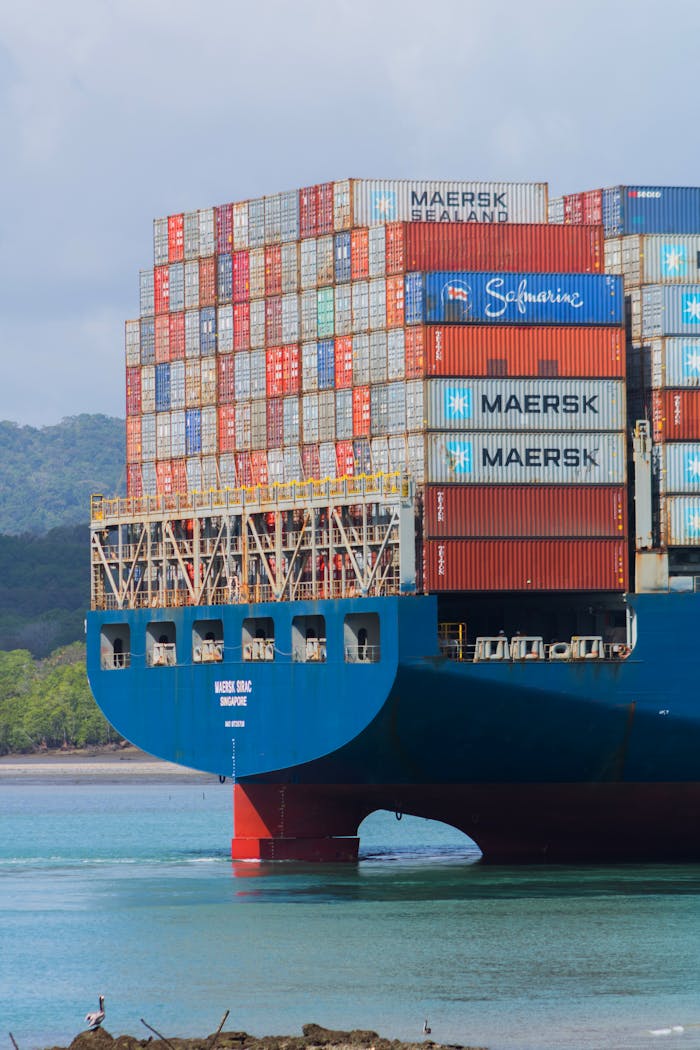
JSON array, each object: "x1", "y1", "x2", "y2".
[{"x1": 87, "y1": 179, "x2": 700, "y2": 863}]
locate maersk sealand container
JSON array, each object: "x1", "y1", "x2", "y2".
[
  {"x1": 642, "y1": 285, "x2": 700, "y2": 337},
  {"x1": 603, "y1": 186, "x2": 700, "y2": 237},
  {"x1": 406, "y1": 272, "x2": 623, "y2": 326}
]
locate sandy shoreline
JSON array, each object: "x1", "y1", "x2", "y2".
[{"x1": 0, "y1": 746, "x2": 213, "y2": 783}]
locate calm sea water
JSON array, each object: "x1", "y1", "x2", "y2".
[{"x1": 2, "y1": 778, "x2": 700, "y2": 1050}]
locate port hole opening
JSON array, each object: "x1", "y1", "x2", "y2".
[
  {"x1": 344, "y1": 612, "x2": 380, "y2": 663},
  {"x1": 100, "y1": 624, "x2": 131, "y2": 669},
  {"x1": 193, "y1": 619, "x2": 224, "y2": 663},
  {"x1": 292, "y1": 616, "x2": 327, "y2": 662},
  {"x1": 146, "y1": 621, "x2": 177, "y2": 667},
  {"x1": 242, "y1": 617, "x2": 275, "y2": 661}
]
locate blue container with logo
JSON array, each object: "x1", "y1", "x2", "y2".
[
  {"x1": 415, "y1": 272, "x2": 623, "y2": 326},
  {"x1": 603, "y1": 186, "x2": 700, "y2": 237},
  {"x1": 155, "y1": 363, "x2": 171, "y2": 411}
]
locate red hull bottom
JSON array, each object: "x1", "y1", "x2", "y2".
[{"x1": 232, "y1": 781, "x2": 700, "y2": 863}]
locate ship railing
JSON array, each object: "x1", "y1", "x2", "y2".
[
  {"x1": 101, "y1": 652, "x2": 131, "y2": 670},
  {"x1": 439, "y1": 634, "x2": 632, "y2": 663},
  {"x1": 344, "y1": 644, "x2": 380, "y2": 664},
  {"x1": 147, "y1": 642, "x2": 176, "y2": 667}
]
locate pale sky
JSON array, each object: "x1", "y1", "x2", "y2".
[{"x1": 1, "y1": 0, "x2": 699, "y2": 425}]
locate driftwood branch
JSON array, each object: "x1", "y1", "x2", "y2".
[
  {"x1": 9, "y1": 1034, "x2": 20, "y2": 1050},
  {"x1": 207, "y1": 1010, "x2": 230, "y2": 1050},
  {"x1": 140, "y1": 1018, "x2": 177, "y2": 1050}
]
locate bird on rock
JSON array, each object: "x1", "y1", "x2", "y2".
[
  {"x1": 423, "y1": 1019, "x2": 431, "y2": 1036},
  {"x1": 85, "y1": 995, "x2": 105, "y2": 1031}
]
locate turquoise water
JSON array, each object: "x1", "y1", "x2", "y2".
[{"x1": 2, "y1": 780, "x2": 700, "y2": 1050}]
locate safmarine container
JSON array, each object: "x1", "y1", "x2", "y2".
[
  {"x1": 425, "y1": 431, "x2": 625, "y2": 485},
  {"x1": 605, "y1": 235, "x2": 700, "y2": 285},
  {"x1": 655, "y1": 442, "x2": 700, "y2": 493},
  {"x1": 423, "y1": 485, "x2": 627, "y2": 538},
  {"x1": 662, "y1": 496, "x2": 700, "y2": 545},
  {"x1": 416, "y1": 272, "x2": 623, "y2": 326},
  {"x1": 651, "y1": 338, "x2": 700, "y2": 388},
  {"x1": 391, "y1": 222, "x2": 603, "y2": 274},
  {"x1": 351, "y1": 180, "x2": 548, "y2": 225},
  {"x1": 652, "y1": 390, "x2": 700, "y2": 441},
  {"x1": 423, "y1": 539, "x2": 627, "y2": 592},
  {"x1": 422, "y1": 325, "x2": 624, "y2": 378},
  {"x1": 642, "y1": 285, "x2": 700, "y2": 337},
  {"x1": 603, "y1": 186, "x2": 700, "y2": 237},
  {"x1": 425, "y1": 379, "x2": 625, "y2": 432}
]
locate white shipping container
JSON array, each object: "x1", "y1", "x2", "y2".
[
  {"x1": 387, "y1": 328, "x2": 405, "y2": 381},
  {"x1": 317, "y1": 235, "x2": 334, "y2": 286},
  {"x1": 125, "y1": 320, "x2": 140, "y2": 367},
  {"x1": 280, "y1": 190, "x2": 299, "y2": 243},
  {"x1": 218, "y1": 304, "x2": 233, "y2": 353},
  {"x1": 334, "y1": 284, "x2": 352, "y2": 335},
  {"x1": 268, "y1": 447, "x2": 285, "y2": 483},
  {"x1": 249, "y1": 249, "x2": 265, "y2": 299},
  {"x1": 250, "y1": 349, "x2": 266, "y2": 399},
  {"x1": 281, "y1": 294, "x2": 300, "y2": 343},
  {"x1": 352, "y1": 281, "x2": 369, "y2": 333},
  {"x1": 169, "y1": 263, "x2": 184, "y2": 312},
  {"x1": 141, "y1": 369, "x2": 156, "y2": 414},
  {"x1": 407, "y1": 433, "x2": 425, "y2": 483},
  {"x1": 283, "y1": 396, "x2": 300, "y2": 445},
  {"x1": 628, "y1": 287, "x2": 642, "y2": 344},
  {"x1": 202, "y1": 455, "x2": 218, "y2": 490},
  {"x1": 369, "y1": 331, "x2": 388, "y2": 384},
  {"x1": 185, "y1": 310, "x2": 200, "y2": 357},
  {"x1": 184, "y1": 261, "x2": 200, "y2": 309},
  {"x1": 662, "y1": 496, "x2": 700, "y2": 545},
  {"x1": 426, "y1": 431, "x2": 626, "y2": 485},
  {"x1": 248, "y1": 198, "x2": 265, "y2": 248},
  {"x1": 184, "y1": 211, "x2": 199, "y2": 261},
  {"x1": 156, "y1": 412, "x2": 171, "y2": 460},
  {"x1": 235, "y1": 402, "x2": 251, "y2": 450},
  {"x1": 303, "y1": 393, "x2": 319, "y2": 443},
  {"x1": 219, "y1": 452, "x2": 237, "y2": 488},
  {"x1": 281, "y1": 242, "x2": 299, "y2": 293},
  {"x1": 656, "y1": 442, "x2": 700, "y2": 494},
  {"x1": 171, "y1": 410, "x2": 186, "y2": 458},
  {"x1": 642, "y1": 285, "x2": 700, "y2": 338},
  {"x1": 201, "y1": 405, "x2": 217, "y2": 454},
  {"x1": 301, "y1": 290, "x2": 318, "y2": 340},
  {"x1": 199, "y1": 209, "x2": 215, "y2": 256},
  {"x1": 140, "y1": 270, "x2": 154, "y2": 317},
  {"x1": 264, "y1": 194, "x2": 282, "y2": 245},
  {"x1": 283, "y1": 446, "x2": 302, "y2": 482},
  {"x1": 368, "y1": 225, "x2": 386, "y2": 277},
  {"x1": 319, "y1": 441, "x2": 336, "y2": 477},
  {"x1": 185, "y1": 360, "x2": 201, "y2": 407},
  {"x1": 371, "y1": 385, "x2": 388, "y2": 436},
  {"x1": 387, "y1": 381, "x2": 407, "y2": 434},
  {"x1": 249, "y1": 300, "x2": 265, "y2": 349},
  {"x1": 548, "y1": 196, "x2": 564, "y2": 224},
  {"x1": 235, "y1": 352, "x2": 251, "y2": 401},
  {"x1": 302, "y1": 342, "x2": 318, "y2": 392},
  {"x1": 353, "y1": 334, "x2": 370, "y2": 385},
  {"x1": 352, "y1": 179, "x2": 548, "y2": 226},
  {"x1": 233, "y1": 202, "x2": 249, "y2": 251},
  {"x1": 369, "y1": 278, "x2": 387, "y2": 330},
  {"x1": 142, "y1": 461, "x2": 157, "y2": 496},
  {"x1": 186, "y1": 456, "x2": 201, "y2": 493},
  {"x1": 607, "y1": 235, "x2": 700, "y2": 286},
  {"x1": 201, "y1": 358, "x2": 217, "y2": 405},
  {"x1": 300, "y1": 239, "x2": 317, "y2": 290},
  {"x1": 170, "y1": 362, "x2": 185, "y2": 410},
  {"x1": 389, "y1": 435, "x2": 408, "y2": 471},
  {"x1": 651, "y1": 337, "x2": 700, "y2": 388},
  {"x1": 333, "y1": 179, "x2": 352, "y2": 231},
  {"x1": 425, "y1": 379, "x2": 626, "y2": 432},
  {"x1": 406, "y1": 379, "x2": 424, "y2": 431},
  {"x1": 153, "y1": 217, "x2": 168, "y2": 265},
  {"x1": 371, "y1": 437, "x2": 390, "y2": 473},
  {"x1": 336, "y1": 389, "x2": 353, "y2": 439},
  {"x1": 318, "y1": 390, "x2": 335, "y2": 442},
  {"x1": 142, "y1": 413, "x2": 156, "y2": 461}
]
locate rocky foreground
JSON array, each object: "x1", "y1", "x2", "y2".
[{"x1": 45, "y1": 1023, "x2": 486, "y2": 1050}]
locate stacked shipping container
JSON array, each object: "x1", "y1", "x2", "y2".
[{"x1": 126, "y1": 176, "x2": 628, "y2": 592}]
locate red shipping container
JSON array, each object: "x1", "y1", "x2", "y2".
[
  {"x1": 423, "y1": 485, "x2": 628, "y2": 539},
  {"x1": 317, "y1": 183, "x2": 334, "y2": 234},
  {"x1": 265, "y1": 244, "x2": 282, "y2": 296},
  {"x1": 126, "y1": 416, "x2": 141, "y2": 463},
  {"x1": 405, "y1": 326, "x2": 424, "y2": 378},
  {"x1": 218, "y1": 405, "x2": 236, "y2": 451},
  {"x1": 267, "y1": 398, "x2": 284, "y2": 447},
  {"x1": 233, "y1": 251, "x2": 250, "y2": 302},
  {"x1": 156, "y1": 460, "x2": 173, "y2": 496},
  {"x1": 169, "y1": 312, "x2": 185, "y2": 359},
  {"x1": 250, "y1": 450, "x2": 269, "y2": 485},
  {"x1": 154, "y1": 265, "x2": 169, "y2": 314},
  {"x1": 216, "y1": 203, "x2": 233, "y2": 254},
  {"x1": 283, "y1": 343, "x2": 300, "y2": 394},
  {"x1": 351, "y1": 228, "x2": 369, "y2": 278},
  {"x1": 126, "y1": 367, "x2": 141, "y2": 416},
  {"x1": 218, "y1": 355, "x2": 235, "y2": 403},
  {"x1": 155, "y1": 315, "x2": 170, "y2": 363},
  {"x1": 127, "y1": 464, "x2": 142, "y2": 499},
  {"x1": 199, "y1": 257, "x2": 216, "y2": 307},
  {"x1": 385, "y1": 223, "x2": 405, "y2": 275},
  {"x1": 402, "y1": 221, "x2": 603, "y2": 273},
  {"x1": 564, "y1": 193, "x2": 584, "y2": 225},
  {"x1": 236, "y1": 451, "x2": 252, "y2": 487},
  {"x1": 652, "y1": 389, "x2": 700, "y2": 441},
  {"x1": 172, "y1": 458, "x2": 187, "y2": 495},
  {"x1": 266, "y1": 347, "x2": 283, "y2": 397},
  {"x1": 334, "y1": 336, "x2": 353, "y2": 388},
  {"x1": 233, "y1": 302, "x2": 250, "y2": 351},
  {"x1": 336, "y1": 440, "x2": 355, "y2": 476},
  {"x1": 352, "y1": 386, "x2": 370, "y2": 436},
  {"x1": 386, "y1": 275, "x2": 405, "y2": 328},
  {"x1": 423, "y1": 539, "x2": 628, "y2": 593},
  {"x1": 302, "y1": 443, "x2": 320, "y2": 479},
  {"x1": 424, "y1": 325, "x2": 625, "y2": 378},
  {"x1": 168, "y1": 214, "x2": 184, "y2": 262},
  {"x1": 583, "y1": 190, "x2": 603, "y2": 225},
  {"x1": 266, "y1": 296, "x2": 282, "y2": 346},
  {"x1": 300, "y1": 185, "x2": 317, "y2": 238}
]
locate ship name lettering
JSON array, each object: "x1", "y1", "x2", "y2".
[
  {"x1": 436, "y1": 489, "x2": 445, "y2": 523},
  {"x1": 215, "y1": 680, "x2": 237, "y2": 693},
  {"x1": 219, "y1": 696, "x2": 248, "y2": 707},
  {"x1": 411, "y1": 208, "x2": 507, "y2": 223},
  {"x1": 410, "y1": 190, "x2": 508, "y2": 208},
  {"x1": 236, "y1": 679, "x2": 252, "y2": 693},
  {"x1": 482, "y1": 447, "x2": 599, "y2": 468},
  {"x1": 484, "y1": 277, "x2": 585, "y2": 317},
  {"x1": 225, "y1": 720, "x2": 245, "y2": 728},
  {"x1": 480, "y1": 393, "x2": 599, "y2": 415}
]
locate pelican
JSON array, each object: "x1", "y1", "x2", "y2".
[
  {"x1": 85, "y1": 995, "x2": 105, "y2": 1030},
  {"x1": 423, "y1": 1019, "x2": 431, "y2": 1035}
]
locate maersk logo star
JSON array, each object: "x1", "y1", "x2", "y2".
[
  {"x1": 683, "y1": 345, "x2": 700, "y2": 377},
  {"x1": 685, "y1": 507, "x2": 700, "y2": 536},
  {"x1": 661, "y1": 244, "x2": 687, "y2": 277},
  {"x1": 371, "y1": 189, "x2": 397, "y2": 221},
  {"x1": 685, "y1": 452, "x2": 700, "y2": 482},
  {"x1": 445, "y1": 387, "x2": 472, "y2": 419},
  {"x1": 446, "y1": 441, "x2": 473, "y2": 474},
  {"x1": 682, "y1": 294, "x2": 700, "y2": 323}
]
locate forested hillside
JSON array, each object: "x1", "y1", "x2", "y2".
[{"x1": 0, "y1": 414, "x2": 124, "y2": 534}]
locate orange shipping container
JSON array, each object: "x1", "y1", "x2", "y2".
[
  {"x1": 126, "y1": 464, "x2": 142, "y2": 499},
  {"x1": 352, "y1": 386, "x2": 370, "y2": 436},
  {"x1": 405, "y1": 327, "x2": 424, "y2": 378},
  {"x1": 335, "y1": 336, "x2": 353, "y2": 388},
  {"x1": 169, "y1": 312, "x2": 185, "y2": 360},
  {"x1": 265, "y1": 244, "x2": 282, "y2": 296},
  {"x1": 218, "y1": 405, "x2": 236, "y2": 452},
  {"x1": 653, "y1": 389, "x2": 700, "y2": 441},
  {"x1": 283, "y1": 343, "x2": 300, "y2": 394},
  {"x1": 154, "y1": 265, "x2": 169, "y2": 314},
  {"x1": 423, "y1": 485, "x2": 627, "y2": 539},
  {"x1": 351, "y1": 228, "x2": 369, "y2": 279},
  {"x1": 168, "y1": 214, "x2": 184, "y2": 262},
  {"x1": 156, "y1": 460, "x2": 173, "y2": 496},
  {"x1": 386, "y1": 275, "x2": 405, "y2": 328},
  {"x1": 424, "y1": 325, "x2": 625, "y2": 378},
  {"x1": 126, "y1": 417, "x2": 142, "y2": 463},
  {"x1": 423, "y1": 539, "x2": 628, "y2": 592},
  {"x1": 250, "y1": 450, "x2": 269, "y2": 485},
  {"x1": 218, "y1": 355, "x2": 235, "y2": 403},
  {"x1": 336, "y1": 440, "x2": 354, "y2": 476},
  {"x1": 199, "y1": 257, "x2": 216, "y2": 307}
]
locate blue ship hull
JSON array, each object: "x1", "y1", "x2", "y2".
[{"x1": 86, "y1": 591, "x2": 700, "y2": 862}]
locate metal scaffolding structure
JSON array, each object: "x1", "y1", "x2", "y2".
[{"x1": 90, "y1": 473, "x2": 416, "y2": 611}]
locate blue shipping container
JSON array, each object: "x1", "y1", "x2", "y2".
[
  {"x1": 317, "y1": 340, "x2": 335, "y2": 390},
  {"x1": 186, "y1": 409, "x2": 202, "y2": 455},
  {"x1": 155, "y1": 363, "x2": 171, "y2": 411},
  {"x1": 603, "y1": 186, "x2": 700, "y2": 237},
  {"x1": 353, "y1": 438, "x2": 371, "y2": 475},
  {"x1": 334, "y1": 232, "x2": 351, "y2": 283},
  {"x1": 217, "y1": 254, "x2": 232, "y2": 302},
  {"x1": 140, "y1": 318, "x2": 155, "y2": 364},
  {"x1": 417, "y1": 272, "x2": 623, "y2": 326},
  {"x1": 200, "y1": 307, "x2": 217, "y2": 355},
  {"x1": 405, "y1": 272, "x2": 424, "y2": 325}
]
